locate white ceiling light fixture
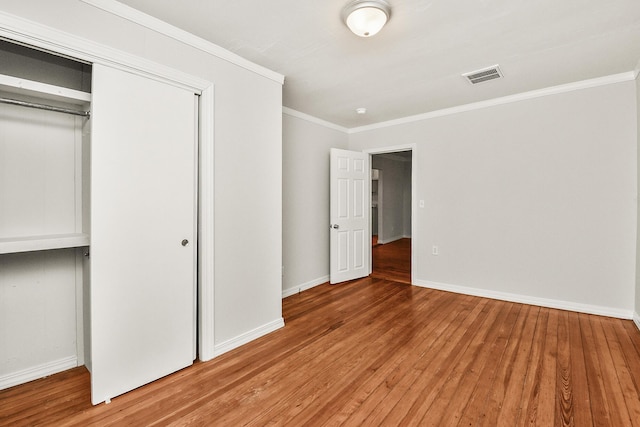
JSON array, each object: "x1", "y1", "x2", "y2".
[{"x1": 342, "y1": 0, "x2": 392, "y2": 37}]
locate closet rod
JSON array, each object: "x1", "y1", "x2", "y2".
[{"x1": 0, "y1": 97, "x2": 90, "y2": 117}]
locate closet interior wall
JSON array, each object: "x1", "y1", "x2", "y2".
[{"x1": 0, "y1": 39, "x2": 92, "y2": 390}]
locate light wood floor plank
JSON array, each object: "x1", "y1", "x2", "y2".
[
  {"x1": 538, "y1": 307, "x2": 559, "y2": 426},
  {"x1": 555, "y1": 311, "x2": 573, "y2": 427},
  {"x1": 371, "y1": 238, "x2": 411, "y2": 284},
  {"x1": 601, "y1": 318, "x2": 640, "y2": 426},
  {"x1": 397, "y1": 297, "x2": 499, "y2": 425},
  {"x1": 480, "y1": 304, "x2": 539, "y2": 426},
  {"x1": 455, "y1": 304, "x2": 523, "y2": 427},
  {"x1": 336, "y1": 292, "x2": 473, "y2": 426},
  {"x1": 139, "y1": 282, "x2": 415, "y2": 426},
  {"x1": 1, "y1": 278, "x2": 640, "y2": 426},
  {"x1": 234, "y1": 285, "x2": 430, "y2": 426},
  {"x1": 517, "y1": 307, "x2": 550, "y2": 425},
  {"x1": 565, "y1": 311, "x2": 591, "y2": 427},
  {"x1": 579, "y1": 313, "x2": 618, "y2": 427},
  {"x1": 427, "y1": 301, "x2": 518, "y2": 426},
  {"x1": 589, "y1": 315, "x2": 635, "y2": 426},
  {"x1": 303, "y1": 289, "x2": 459, "y2": 426},
  {"x1": 615, "y1": 320, "x2": 640, "y2": 424},
  {"x1": 373, "y1": 294, "x2": 487, "y2": 425}
]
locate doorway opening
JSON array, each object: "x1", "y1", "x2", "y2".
[{"x1": 369, "y1": 150, "x2": 413, "y2": 284}]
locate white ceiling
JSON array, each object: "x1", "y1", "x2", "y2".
[{"x1": 117, "y1": 0, "x2": 640, "y2": 128}]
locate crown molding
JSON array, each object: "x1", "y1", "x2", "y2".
[
  {"x1": 282, "y1": 107, "x2": 349, "y2": 133},
  {"x1": 81, "y1": 0, "x2": 284, "y2": 85},
  {"x1": 285, "y1": 71, "x2": 636, "y2": 135},
  {"x1": 0, "y1": 10, "x2": 210, "y2": 93},
  {"x1": 349, "y1": 71, "x2": 637, "y2": 134}
]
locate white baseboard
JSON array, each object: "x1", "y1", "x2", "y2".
[
  {"x1": 0, "y1": 355, "x2": 78, "y2": 391},
  {"x1": 282, "y1": 275, "x2": 329, "y2": 298},
  {"x1": 378, "y1": 235, "x2": 405, "y2": 245},
  {"x1": 634, "y1": 312, "x2": 640, "y2": 331},
  {"x1": 414, "y1": 279, "x2": 634, "y2": 319},
  {"x1": 213, "y1": 318, "x2": 285, "y2": 358}
]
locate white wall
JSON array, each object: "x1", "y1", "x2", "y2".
[
  {"x1": 0, "y1": 0, "x2": 283, "y2": 351},
  {"x1": 350, "y1": 80, "x2": 637, "y2": 316},
  {"x1": 282, "y1": 112, "x2": 348, "y2": 296},
  {"x1": 0, "y1": 251, "x2": 78, "y2": 382}
]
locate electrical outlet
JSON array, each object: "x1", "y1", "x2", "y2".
[{"x1": 432, "y1": 246, "x2": 439, "y2": 255}]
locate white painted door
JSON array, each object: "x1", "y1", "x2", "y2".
[
  {"x1": 330, "y1": 148, "x2": 370, "y2": 284},
  {"x1": 90, "y1": 64, "x2": 197, "y2": 405}
]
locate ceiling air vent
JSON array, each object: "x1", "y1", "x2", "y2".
[{"x1": 462, "y1": 65, "x2": 503, "y2": 84}]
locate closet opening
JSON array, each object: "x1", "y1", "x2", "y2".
[
  {"x1": 0, "y1": 39, "x2": 92, "y2": 391},
  {"x1": 0, "y1": 38, "x2": 208, "y2": 405}
]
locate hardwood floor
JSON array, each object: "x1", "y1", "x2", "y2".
[
  {"x1": 2, "y1": 278, "x2": 640, "y2": 426},
  {"x1": 371, "y1": 237, "x2": 411, "y2": 284}
]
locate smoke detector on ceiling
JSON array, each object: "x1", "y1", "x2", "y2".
[{"x1": 462, "y1": 64, "x2": 503, "y2": 84}]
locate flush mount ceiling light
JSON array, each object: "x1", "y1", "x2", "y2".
[{"x1": 342, "y1": 0, "x2": 392, "y2": 37}]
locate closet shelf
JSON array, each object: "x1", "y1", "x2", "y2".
[
  {"x1": 0, "y1": 233, "x2": 90, "y2": 254},
  {"x1": 0, "y1": 73, "x2": 91, "y2": 105}
]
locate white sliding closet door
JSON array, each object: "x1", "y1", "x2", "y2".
[{"x1": 90, "y1": 64, "x2": 197, "y2": 405}]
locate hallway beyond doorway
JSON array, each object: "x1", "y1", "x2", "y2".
[{"x1": 371, "y1": 238, "x2": 411, "y2": 284}]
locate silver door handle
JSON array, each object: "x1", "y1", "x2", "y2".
[
  {"x1": 181, "y1": 239, "x2": 189, "y2": 247},
  {"x1": 332, "y1": 224, "x2": 339, "y2": 229}
]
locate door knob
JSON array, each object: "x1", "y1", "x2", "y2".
[
  {"x1": 332, "y1": 224, "x2": 339, "y2": 229},
  {"x1": 181, "y1": 239, "x2": 189, "y2": 247}
]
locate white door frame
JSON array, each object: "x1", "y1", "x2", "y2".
[
  {"x1": 0, "y1": 13, "x2": 217, "y2": 361},
  {"x1": 374, "y1": 169, "x2": 384, "y2": 244},
  {"x1": 364, "y1": 144, "x2": 417, "y2": 284}
]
